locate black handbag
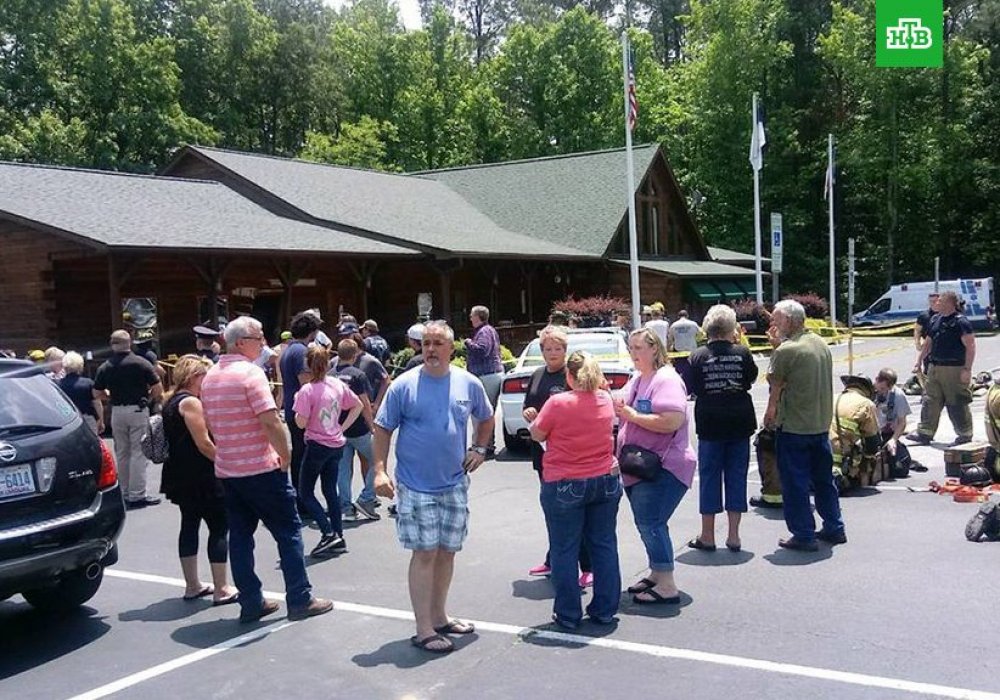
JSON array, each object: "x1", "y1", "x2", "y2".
[{"x1": 619, "y1": 444, "x2": 662, "y2": 480}]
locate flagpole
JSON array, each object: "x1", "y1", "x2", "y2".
[
  {"x1": 752, "y1": 93, "x2": 763, "y2": 305},
  {"x1": 622, "y1": 34, "x2": 641, "y2": 329},
  {"x1": 827, "y1": 133, "x2": 836, "y2": 326}
]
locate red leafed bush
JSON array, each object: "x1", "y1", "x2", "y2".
[
  {"x1": 552, "y1": 295, "x2": 628, "y2": 328},
  {"x1": 786, "y1": 292, "x2": 829, "y2": 319},
  {"x1": 733, "y1": 300, "x2": 770, "y2": 333}
]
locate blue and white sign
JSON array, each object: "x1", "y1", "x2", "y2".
[{"x1": 770, "y1": 213, "x2": 783, "y2": 274}]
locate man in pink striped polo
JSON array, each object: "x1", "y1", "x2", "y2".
[{"x1": 201, "y1": 315, "x2": 332, "y2": 624}]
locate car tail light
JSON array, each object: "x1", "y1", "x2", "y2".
[
  {"x1": 503, "y1": 376, "x2": 531, "y2": 394},
  {"x1": 97, "y1": 440, "x2": 117, "y2": 489},
  {"x1": 606, "y1": 373, "x2": 630, "y2": 390}
]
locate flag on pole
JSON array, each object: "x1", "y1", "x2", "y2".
[
  {"x1": 823, "y1": 141, "x2": 837, "y2": 200},
  {"x1": 627, "y1": 49, "x2": 638, "y2": 131},
  {"x1": 748, "y1": 97, "x2": 766, "y2": 172}
]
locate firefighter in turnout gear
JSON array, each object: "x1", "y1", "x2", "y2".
[
  {"x1": 830, "y1": 375, "x2": 882, "y2": 492},
  {"x1": 986, "y1": 378, "x2": 1000, "y2": 481}
]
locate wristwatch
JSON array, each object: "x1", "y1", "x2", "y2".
[{"x1": 469, "y1": 445, "x2": 488, "y2": 456}]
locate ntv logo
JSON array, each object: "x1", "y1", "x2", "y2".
[{"x1": 886, "y1": 18, "x2": 933, "y2": 50}]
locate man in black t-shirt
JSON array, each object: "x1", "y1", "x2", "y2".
[
  {"x1": 908, "y1": 291, "x2": 976, "y2": 446},
  {"x1": 332, "y1": 339, "x2": 379, "y2": 521},
  {"x1": 93, "y1": 329, "x2": 163, "y2": 508},
  {"x1": 913, "y1": 293, "x2": 939, "y2": 351}
]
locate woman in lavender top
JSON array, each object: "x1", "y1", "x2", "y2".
[{"x1": 614, "y1": 327, "x2": 695, "y2": 605}]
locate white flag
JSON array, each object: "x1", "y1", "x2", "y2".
[
  {"x1": 823, "y1": 142, "x2": 836, "y2": 201},
  {"x1": 748, "y1": 98, "x2": 766, "y2": 172}
]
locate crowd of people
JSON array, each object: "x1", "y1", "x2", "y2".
[{"x1": 8, "y1": 286, "x2": 994, "y2": 651}]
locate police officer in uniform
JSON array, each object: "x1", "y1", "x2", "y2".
[
  {"x1": 907, "y1": 291, "x2": 976, "y2": 446},
  {"x1": 193, "y1": 323, "x2": 221, "y2": 363},
  {"x1": 830, "y1": 375, "x2": 882, "y2": 492}
]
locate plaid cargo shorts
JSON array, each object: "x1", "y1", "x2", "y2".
[{"x1": 395, "y1": 477, "x2": 470, "y2": 552}]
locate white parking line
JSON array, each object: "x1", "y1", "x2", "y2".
[
  {"x1": 99, "y1": 569, "x2": 1000, "y2": 700},
  {"x1": 66, "y1": 616, "x2": 296, "y2": 700}
]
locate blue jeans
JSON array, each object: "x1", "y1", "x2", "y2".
[
  {"x1": 299, "y1": 441, "x2": 343, "y2": 536},
  {"x1": 625, "y1": 469, "x2": 688, "y2": 572},
  {"x1": 337, "y1": 433, "x2": 375, "y2": 509},
  {"x1": 221, "y1": 469, "x2": 312, "y2": 614},
  {"x1": 775, "y1": 431, "x2": 844, "y2": 542},
  {"x1": 540, "y1": 473, "x2": 622, "y2": 625},
  {"x1": 698, "y1": 438, "x2": 750, "y2": 514}
]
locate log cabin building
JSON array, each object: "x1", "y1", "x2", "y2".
[{"x1": 0, "y1": 144, "x2": 761, "y2": 356}]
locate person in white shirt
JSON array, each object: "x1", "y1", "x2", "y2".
[
  {"x1": 668, "y1": 310, "x2": 700, "y2": 392},
  {"x1": 643, "y1": 305, "x2": 670, "y2": 347}
]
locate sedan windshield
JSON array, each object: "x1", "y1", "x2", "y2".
[{"x1": 521, "y1": 336, "x2": 628, "y2": 368}]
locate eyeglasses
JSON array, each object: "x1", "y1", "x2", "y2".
[{"x1": 241, "y1": 335, "x2": 264, "y2": 342}]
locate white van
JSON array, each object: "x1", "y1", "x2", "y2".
[{"x1": 852, "y1": 278, "x2": 995, "y2": 329}]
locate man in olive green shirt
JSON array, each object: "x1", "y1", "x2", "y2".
[{"x1": 764, "y1": 300, "x2": 844, "y2": 552}]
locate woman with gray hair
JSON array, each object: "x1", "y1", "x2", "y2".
[
  {"x1": 685, "y1": 304, "x2": 758, "y2": 552},
  {"x1": 59, "y1": 351, "x2": 104, "y2": 434}
]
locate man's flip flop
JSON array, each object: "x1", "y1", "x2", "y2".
[
  {"x1": 411, "y1": 634, "x2": 454, "y2": 653},
  {"x1": 632, "y1": 589, "x2": 681, "y2": 605},
  {"x1": 183, "y1": 585, "x2": 213, "y2": 601},
  {"x1": 626, "y1": 577, "x2": 656, "y2": 594},
  {"x1": 213, "y1": 593, "x2": 239, "y2": 607},
  {"x1": 434, "y1": 619, "x2": 475, "y2": 635}
]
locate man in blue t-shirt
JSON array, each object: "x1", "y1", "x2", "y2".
[
  {"x1": 279, "y1": 311, "x2": 320, "y2": 510},
  {"x1": 373, "y1": 320, "x2": 494, "y2": 654}
]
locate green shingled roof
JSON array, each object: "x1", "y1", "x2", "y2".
[
  {"x1": 184, "y1": 146, "x2": 590, "y2": 259},
  {"x1": 0, "y1": 162, "x2": 416, "y2": 256},
  {"x1": 415, "y1": 145, "x2": 660, "y2": 256}
]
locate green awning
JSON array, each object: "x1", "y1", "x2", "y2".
[
  {"x1": 713, "y1": 280, "x2": 746, "y2": 299},
  {"x1": 686, "y1": 281, "x2": 724, "y2": 302},
  {"x1": 735, "y1": 279, "x2": 759, "y2": 297}
]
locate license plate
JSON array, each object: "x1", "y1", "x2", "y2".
[{"x1": 0, "y1": 463, "x2": 36, "y2": 499}]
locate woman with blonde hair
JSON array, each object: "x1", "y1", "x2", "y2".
[
  {"x1": 523, "y1": 326, "x2": 592, "y2": 585},
  {"x1": 161, "y1": 354, "x2": 238, "y2": 604},
  {"x1": 59, "y1": 351, "x2": 104, "y2": 435},
  {"x1": 529, "y1": 351, "x2": 621, "y2": 629},
  {"x1": 614, "y1": 328, "x2": 695, "y2": 605}
]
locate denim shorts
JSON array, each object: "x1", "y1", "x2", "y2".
[{"x1": 395, "y1": 477, "x2": 470, "y2": 552}]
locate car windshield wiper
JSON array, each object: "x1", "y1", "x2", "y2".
[{"x1": 0, "y1": 424, "x2": 61, "y2": 437}]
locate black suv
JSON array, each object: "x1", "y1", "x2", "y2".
[{"x1": 0, "y1": 359, "x2": 125, "y2": 612}]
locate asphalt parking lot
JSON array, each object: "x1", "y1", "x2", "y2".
[{"x1": 2, "y1": 336, "x2": 999, "y2": 700}]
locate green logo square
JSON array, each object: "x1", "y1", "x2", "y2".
[{"x1": 876, "y1": 0, "x2": 943, "y2": 68}]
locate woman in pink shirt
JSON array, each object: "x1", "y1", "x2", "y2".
[
  {"x1": 614, "y1": 328, "x2": 695, "y2": 606},
  {"x1": 529, "y1": 351, "x2": 621, "y2": 630},
  {"x1": 293, "y1": 346, "x2": 362, "y2": 559}
]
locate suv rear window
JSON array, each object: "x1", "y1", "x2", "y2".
[
  {"x1": 0, "y1": 374, "x2": 77, "y2": 432},
  {"x1": 522, "y1": 336, "x2": 627, "y2": 367}
]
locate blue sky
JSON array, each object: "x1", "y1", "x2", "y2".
[{"x1": 325, "y1": 0, "x2": 423, "y2": 30}]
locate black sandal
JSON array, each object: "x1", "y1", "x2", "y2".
[
  {"x1": 687, "y1": 537, "x2": 717, "y2": 552},
  {"x1": 632, "y1": 588, "x2": 681, "y2": 605},
  {"x1": 627, "y1": 577, "x2": 656, "y2": 594},
  {"x1": 411, "y1": 634, "x2": 454, "y2": 653}
]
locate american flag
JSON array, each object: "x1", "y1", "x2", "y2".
[{"x1": 627, "y1": 50, "x2": 638, "y2": 131}]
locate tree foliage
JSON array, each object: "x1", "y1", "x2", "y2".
[{"x1": 1, "y1": 0, "x2": 996, "y2": 308}]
